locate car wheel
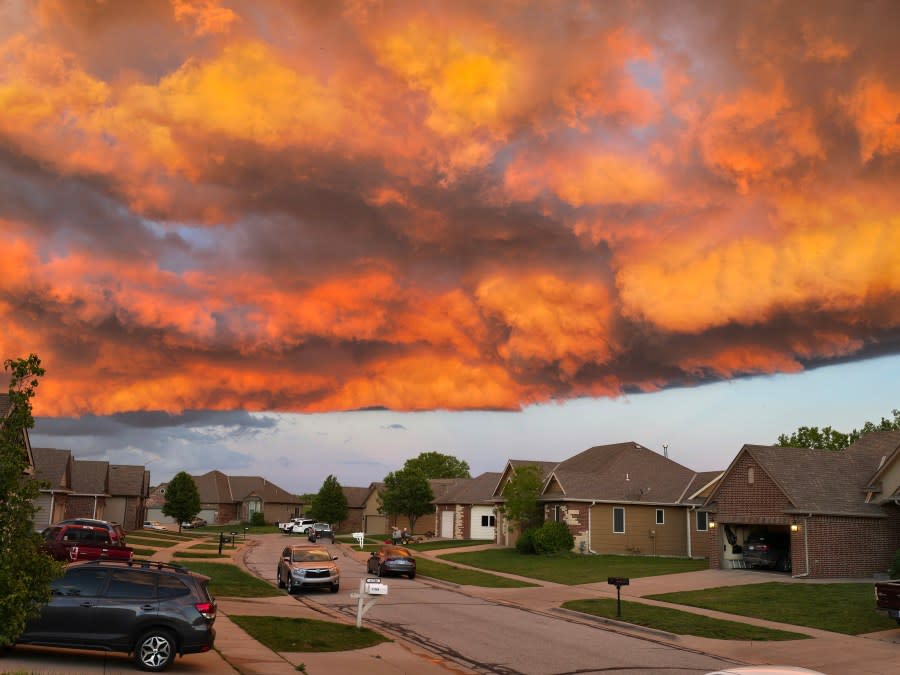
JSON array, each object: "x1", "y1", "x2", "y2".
[
  {"x1": 277, "y1": 570, "x2": 284, "y2": 588},
  {"x1": 379, "y1": 564, "x2": 387, "y2": 577},
  {"x1": 408, "y1": 571, "x2": 415, "y2": 580},
  {"x1": 287, "y1": 576, "x2": 295, "y2": 594},
  {"x1": 133, "y1": 629, "x2": 176, "y2": 672},
  {"x1": 331, "y1": 582, "x2": 339, "y2": 593}
]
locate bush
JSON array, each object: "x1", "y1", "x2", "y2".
[
  {"x1": 515, "y1": 527, "x2": 538, "y2": 554},
  {"x1": 889, "y1": 549, "x2": 900, "y2": 579},
  {"x1": 250, "y1": 512, "x2": 266, "y2": 527},
  {"x1": 532, "y1": 521, "x2": 574, "y2": 555}
]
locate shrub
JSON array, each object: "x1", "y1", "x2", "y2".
[
  {"x1": 532, "y1": 521, "x2": 574, "y2": 555},
  {"x1": 889, "y1": 548, "x2": 900, "y2": 579},
  {"x1": 250, "y1": 512, "x2": 266, "y2": 527},
  {"x1": 515, "y1": 527, "x2": 538, "y2": 554}
]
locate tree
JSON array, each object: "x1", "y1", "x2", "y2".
[
  {"x1": 402, "y1": 451, "x2": 470, "y2": 479},
  {"x1": 162, "y1": 472, "x2": 201, "y2": 532},
  {"x1": 778, "y1": 409, "x2": 900, "y2": 451},
  {"x1": 501, "y1": 464, "x2": 544, "y2": 532},
  {"x1": 1, "y1": 355, "x2": 65, "y2": 647},
  {"x1": 309, "y1": 475, "x2": 348, "y2": 527},
  {"x1": 378, "y1": 467, "x2": 434, "y2": 532}
]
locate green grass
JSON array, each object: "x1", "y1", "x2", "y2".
[
  {"x1": 408, "y1": 539, "x2": 494, "y2": 552},
  {"x1": 189, "y1": 542, "x2": 224, "y2": 550},
  {"x1": 131, "y1": 547, "x2": 156, "y2": 557},
  {"x1": 440, "y1": 549, "x2": 707, "y2": 584},
  {"x1": 201, "y1": 524, "x2": 280, "y2": 535},
  {"x1": 648, "y1": 582, "x2": 898, "y2": 635},
  {"x1": 230, "y1": 615, "x2": 390, "y2": 652},
  {"x1": 415, "y1": 558, "x2": 537, "y2": 587},
  {"x1": 562, "y1": 598, "x2": 808, "y2": 640},
  {"x1": 174, "y1": 551, "x2": 231, "y2": 559},
  {"x1": 181, "y1": 562, "x2": 282, "y2": 597},
  {"x1": 126, "y1": 536, "x2": 180, "y2": 548},
  {"x1": 132, "y1": 530, "x2": 197, "y2": 542}
]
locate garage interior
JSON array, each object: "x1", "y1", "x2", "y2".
[{"x1": 720, "y1": 523, "x2": 792, "y2": 572}]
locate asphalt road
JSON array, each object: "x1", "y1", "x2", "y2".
[{"x1": 247, "y1": 534, "x2": 735, "y2": 675}]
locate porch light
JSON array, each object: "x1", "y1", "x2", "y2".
[
  {"x1": 708, "y1": 520, "x2": 717, "y2": 529},
  {"x1": 790, "y1": 522, "x2": 799, "y2": 533}
]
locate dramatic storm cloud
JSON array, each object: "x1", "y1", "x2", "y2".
[{"x1": 3, "y1": 0, "x2": 899, "y2": 427}]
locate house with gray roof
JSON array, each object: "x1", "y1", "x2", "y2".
[
  {"x1": 341, "y1": 485, "x2": 375, "y2": 534},
  {"x1": 702, "y1": 431, "x2": 900, "y2": 578},
  {"x1": 105, "y1": 464, "x2": 150, "y2": 531},
  {"x1": 491, "y1": 458, "x2": 561, "y2": 546},
  {"x1": 434, "y1": 472, "x2": 502, "y2": 540},
  {"x1": 31, "y1": 447, "x2": 73, "y2": 530},
  {"x1": 64, "y1": 459, "x2": 110, "y2": 521}
]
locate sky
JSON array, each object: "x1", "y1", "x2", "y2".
[{"x1": 2, "y1": 0, "x2": 899, "y2": 494}]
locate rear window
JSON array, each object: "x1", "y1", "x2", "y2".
[
  {"x1": 105, "y1": 570, "x2": 157, "y2": 599},
  {"x1": 158, "y1": 575, "x2": 191, "y2": 599}
]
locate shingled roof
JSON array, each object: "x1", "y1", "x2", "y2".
[
  {"x1": 434, "y1": 472, "x2": 502, "y2": 505},
  {"x1": 32, "y1": 447, "x2": 72, "y2": 492},
  {"x1": 71, "y1": 460, "x2": 110, "y2": 495},
  {"x1": 109, "y1": 464, "x2": 148, "y2": 497},
  {"x1": 544, "y1": 442, "x2": 703, "y2": 504},
  {"x1": 191, "y1": 470, "x2": 300, "y2": 505},
  {"x1": 342, "y1": 486, "x2": 373, "y2": 508}
]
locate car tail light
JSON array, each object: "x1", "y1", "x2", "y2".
[
  {"x1": 195, "y1": 602, "x2": 216, "y2": 621},
  {"x1": 756, "y1": 544, "x2": 769, "y2": 552}
]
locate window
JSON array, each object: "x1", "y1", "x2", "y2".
[
  {"x1": 748, "y1": 467, "x2": 754, "y2": 484},
  {"x1": 157, "y1": 576, "x2": 190, "y2": 599},
  {"x1": 105, "y1": 570, "x2": 157, "y2": 600},
  {"x1": 613, "y1": 507, "x2": 625, "y2": 533},
  {"x1": 481, "y1": 515, "x2": 496, "y2": 527},
  {"x1": 696, "y1": 511, "x2": 708, "y2": 531},
  {"x1": 52, "y1": 568, "x2": 108, "y2": 597},
  {"x1": 656, "y1": 509, "x2": 664, "y2": 525}
]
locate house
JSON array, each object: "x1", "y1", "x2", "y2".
[
  {"x1": 491, "y1": 459, "x2": 560, "y2": 547},
  {"x1": 364, "y1": 478, "x2": 466, "y2": 537},
  {"x1": 105, "y1": 464, "x2": 150, "y2": 531},
  {"x1": 341, "y1": 485, "x2": 374, "y2": 534},
  {"x1": 0, "y1": 392, "x2": 35, "y2": 474},
  {"x1": 146, "y1": 470, "x2": 301, "y2": 525},
  {"x1": 701, "y1": 431, "x2": 900, "y2": 578},
  {"x1": 64, "y1": 459, "x2": 110, "y2": 521},
  {"x1": 433, "y1": 472, "x2": 501, "y2": 540},
  {"x1": 31, "y1": 447, "x2": 73, "y2": 530}
]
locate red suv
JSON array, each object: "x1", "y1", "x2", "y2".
[
  {"x1": 41, "y1": 523, "x2": 134, "y2": 562},
  {"x1": 56, "y1": 518, "x2": 128, "y2": 546}
]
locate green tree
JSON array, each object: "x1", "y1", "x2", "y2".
[
  {"x1": 501, "y1": 464, "x2": 544, "y2": 532},
  {"x1": 309, "y1": 474, "x2": 349, "y2": 527},
  {"x1": 778, "y1": 409, "x2": 900, "y2": 451},
  {"x1": 402, "y1": 451, "x2": 470, "y2": 479},
  {"x1": 1, "y1": 355, "x2": 65, "y2": 647},
  {"x1": 162, "y1": 471, "x2": 201, "y2": 532},
  {"x1": 378, "y1": 467, "x2": 434, "y2": 532}
]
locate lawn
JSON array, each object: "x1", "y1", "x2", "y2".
[
  {"x1": 230, "y1": 615, "x2": 389, "y2": 652},
  {"x1": 409, "y1": 539, "x2": 494, "y2": 552},
  {"x1": 562, "y1": 598, "x2": 808, "y2": 641},
  {"x1": 415, "y1": 558, "x2": 537, "y2": 587},
  {"x1": 126, "y1": 536, "x2": 180, "y2": 548},
  {"x1": 181, "y1": 562, "x2": 282, "y2": 597},
  {"x1": 648, "y1": 582, "x2": 898, "y2": 635},
  {"x1": 440, "y1": 549, "x2": 707, "y2": 584},
  {"x1": 174, "y1": 551, "x2": 230, "y2": 559}
]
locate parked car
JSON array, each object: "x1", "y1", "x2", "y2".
[
  {"x1": 307, "y1": 523, "x2": 334, "y2": 542},
  {"x1": 143, "y1": 520, "x2": 168, "y2": 531},
  {"x1": 56, "y1": 518, "x2": 127, "y2": 546},
  {"x1": 181, "y1": 517, "x2": 207, "y2": 529},
  {"x1": 875, "y1": 578, "x2": 900, "y2": 625},
  {"x1": 276, "y1": 544, "x2": 340, "y2": 594},
  {"x1": 15, "y1": 558, "x2": 216, "y2": 672},
  {"x1": 41, "y1": 523, "x2": 134, "y2": 562},
  {"x1": 742, "y1": 531, "x2": 791, "y2": 572},
  {"x1": 279, "y1": 517, "x2": 317, "y2": 534},
  {"x1": 366, "y1": 544, "x2": 416, "y2": 579}
]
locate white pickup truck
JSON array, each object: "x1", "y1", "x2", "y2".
[{"x1": 278, "y1": 517, "x2": 316, "y2": 534}]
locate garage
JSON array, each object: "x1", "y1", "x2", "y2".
[
  {"x1": 470, "y1": 506, "x2": 496, "y2": 540},
  {"x1": 720, "y1": 523, "x2": 791, "y2": 572}
]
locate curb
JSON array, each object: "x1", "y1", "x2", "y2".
[{"x1": 550, "y1": 607, "x2": 679, "y2": 640}]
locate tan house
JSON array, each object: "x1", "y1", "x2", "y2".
[
  {"x1": 106, "y1": 464, "x2": 150, "y2": 531},
  {"x1": 361, "y1": 478, "x2": 466, "y2": 537},
  {"x1": 701, "y1": 431, "x2": 900, "y2": 578},
  {"x1": 434, "y1": 472, "x2": 501, "y2": 540},
  {"x1": 31, "y1": 447, "x2": 74, "y2": 530},
  {"x1": 341, "y1": 485, "x2": 374, "y2": 534}
]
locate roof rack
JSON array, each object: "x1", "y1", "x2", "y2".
[{"x1": 89, "y1": 558, "x2": 189, "y2": 573}]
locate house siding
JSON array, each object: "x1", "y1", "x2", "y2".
[
  {"x1": 65, "y1": 495, "x2": 105, "y2": 520},
  {"x1": 800, "y1": 511, "x2": 900, "y2": 578},
  {"x1": 33, "y1": 493, "x2": 53, "y2": 531},
  {"x1": 712, "y1": 454, "x2": 793, "y2": 526},
  {"x1": 589, "y1": 503, "x2": 688, "y2": 556}
]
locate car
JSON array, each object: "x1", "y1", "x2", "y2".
[
  {"x1": 55, "y1": 518, "x2": 127, "y2": 546},
  {"x1": 742, "y1": 530, "x2": 791, "y2": 572},
  {"x1": 366, "y1": 544, "x2": 416, "y2": 579},
  {"x1": 180, "y1": 517, "x2": 207, "y2": 529},
  {"x1": 143, "y1": 520, "x2": 168, "y2": 531},
  {"x1": 276, "y1": 544, "x2": 340, "y2": 594},
  {"x1": 15, "y1": 558, "x2": 216, "y2": 672},
  {"x1": 307, "y1": 522, "x2": 334, "y2": 542},
  {"x1": 284, "y1": 517, "x2": 317, "y2": 535},
  {"x1": 41, "y1": 523, "x2": 134, "y2": 562}
]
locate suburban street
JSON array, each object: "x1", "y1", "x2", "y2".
[{"x1": 244, "y1": 534, "x2": 736, "y2": 675}]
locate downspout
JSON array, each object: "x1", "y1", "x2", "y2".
[
  {"x1": 791, "y1": 514, "x2": 812, "y2": 579},
  {"x1": 49, "y1": 492, "x2": 56, "y2": 525},
  {"x1": 588, "y1": 501, "x2": 597, "y2": 553},
  {"x1": 686, "y1": 506, "x2": 695, "y2": 558},
  {"x1": 92, "y1": 495, "x2": 98, "y2": 519}
]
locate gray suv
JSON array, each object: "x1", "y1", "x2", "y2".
[{"x1": 15, "y1": 559, "x2": 216, "y2": 671}]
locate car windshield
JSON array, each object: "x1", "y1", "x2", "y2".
[
  {"x1": 388, "y1": 547, "x2": 413, "y2": 557},
  {"x1": 292, "y1": 549, "x2": 331, "y2": 562}
]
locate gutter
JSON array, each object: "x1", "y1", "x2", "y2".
[
  {"x1": 686, "y1": 505, "x2": 696, "y2": 558},
  {"x1": 588, "y1": 501, "x2": 597, "y2": 554},
  {"x1": 791, "y1": 514, "x2": 812, "y2": 579}
]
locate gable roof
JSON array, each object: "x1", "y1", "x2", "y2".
[
  {"x1": 32, "y1": 447, "x2": 72, "y2": 492},
  {"x1": 342, "y1": 486, "x2": 374, "y2": 508},
  {"x1": 545, "y1": 441, "x2": 701, "y2": 504},
  {"x1": 492, "y1": 459, "x2": 559, "y2": 498},
  {"x1": 109, "y1": 464, "x2": 149, "y2": 497},
  {"x1": 434, "y1": 472, "x2": 502, "y2": 505},
  {"x1": 71, "y1": 459, "x2": 110, "y2": 495},
  {"x1": 191, "y1": 470, "x2": 300, "y2": 505}
]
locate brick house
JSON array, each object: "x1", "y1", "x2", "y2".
[
  {"x1": 433, "y1": 472, "x2": 501, "y2": 540},
  {"x1": 105, "y1": 464, "x2": 150, "y2": 532},
  {"x1": 65, "y1": 459, "x2": 110, "y2": 521},
  {"x1": 31, "y1": 447, "x2": 73, "y2": 530},
  {"x1": 701, "y1": 431, "x2": 900, "y2": 578},
  {"x1": 492, "y1": 459, "x2": 560, "y2": 547},
  {"x1": 341, "y1": 485, "x2": 374, "y2": 534},
  {"x1": 367, "y1": 478, "x2": 466, "y2": 537}
]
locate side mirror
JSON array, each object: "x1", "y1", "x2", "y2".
[
  {"x1": 332, "y1": 555, "x2": 338, "y2": 560},
  {"x1": 283, "y1": 556, "x2": 291, "y2": 561}
]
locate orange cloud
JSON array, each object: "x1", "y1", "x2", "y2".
[{"x1": 842, "y1": 79, "x2": 900, "y2": 161}]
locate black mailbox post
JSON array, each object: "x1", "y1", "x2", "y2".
[{"x1": 607, "y1": 577, "x2": 630, "y2": 617}]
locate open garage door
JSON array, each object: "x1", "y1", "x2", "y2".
[{"x1": 723, "y1": 524, "x2": 791, "y2": 572}]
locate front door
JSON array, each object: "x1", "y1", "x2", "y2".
[{"x1": 440, "y1": 510, "x2": 454, "y2": 538}]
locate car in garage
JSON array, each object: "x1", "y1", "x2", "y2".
[
  {"x1": 366, "y1": 544, "x2": 416, "y2": 579},
  {"x1": 277, "y1": 544, "x2": 340, "y2": 594},
  {"x1": 743, "y1": 530, "x2": 791, "y2": 572}
]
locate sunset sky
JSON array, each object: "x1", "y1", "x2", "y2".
[{"x1": 3, "y1": 0, "x2": 899, "y2": 493}]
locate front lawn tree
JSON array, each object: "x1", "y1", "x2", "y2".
[
  {"x1": 1, "y1": 354, "x2": 64, "y2": 648},
  {"x1": 501, "y1": 463, "x2": 544, "y2": 532},
  {"x1": 402, "y1": 451, "x2": 471, "y2": 479},
  {"x1": 310, "y1": 474, "x2": 348, "y2": 527},
  {"x1": 162, "y1": 471, "x2": 201, "y2": 532},
  {"x1": 379, "y1": 467, "x2": 434, "y2": 532}
]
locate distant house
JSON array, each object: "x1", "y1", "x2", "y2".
[
  {"x1": 0, "y1": 392, "x2": 35, "y2": 474},
  {"x1": 341, "y1": 485, "x2": 374, "y2": 534},
  {"x1": 106, "y1": 464, "x2": 150, "y2": 532},
  {"x1": 146, "y1": 470, "x2": 301, "y2": 526},
  {"x1": 65, "y1": 459, "x2": 110, "y2": 521},
  {"x1": 363, "y1": 478, "x2": 466, "y2": 537},
  {"x1": 433, "y1": 472, "x2": 501, "y2": 540},
  {"x1": 702, "y1": 431, "x2": 900, "y2": 578},
  {"x1": 31, "y1": 447, "x2": 74, "y2": 530},
  {"x1": 491, "y1": 459, "x2": 559, "y2": 547}
]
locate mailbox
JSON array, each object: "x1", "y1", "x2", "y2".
[{"x1": 607, "y1": 576, "x2": 629, "y2": 587}]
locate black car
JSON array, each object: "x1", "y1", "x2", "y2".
[
  {"x1": 366, "y1": 544, "x2": 416, "y2": 579},
  {"x1": 743, "y1": 531, "x2": 791, "y2": 572},
  {"x1": 307, "y1": 522, "x2": 334, "y2": 542},
  {"x1": 16, "y1": 559, "x2": 216, "y2": 672}
]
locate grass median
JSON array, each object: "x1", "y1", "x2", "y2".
[
  {"x1": 415, "y1": 558, "x2": 537, "y2": 587},
  {"x1": 230, "y1": 615, "x2": 390, "y2": 652},
  {"x1": 181, "y1": 561, "x2": 282, "y2": 597}
]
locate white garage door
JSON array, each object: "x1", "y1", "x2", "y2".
[
  {"x1": 470, "y1": 506, "x2": 496, "y2": 540},
  {"x1": 440, "y1": 510, "x2": 455, "y2": 539}
]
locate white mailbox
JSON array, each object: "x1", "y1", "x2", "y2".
[
  {"x1": 351, "y1": 531, "x2": 365, "y2": 548},
  {"x1": 364, "y1": 580, "x2": 388, "y2": 596}
]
